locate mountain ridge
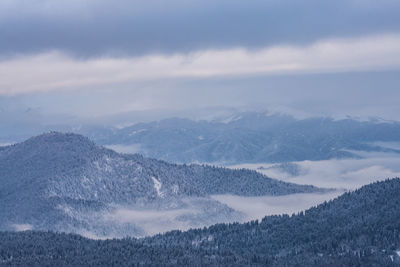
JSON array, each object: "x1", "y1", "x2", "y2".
[
  {"x1": 89, "y1": 112, "x2": 400, "y2": 164},
  {"x1": 0, "y1": 132, "x2": 324, "y2": 237}
]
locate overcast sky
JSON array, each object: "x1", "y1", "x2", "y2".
[{"x1": 1, "y1": 0, "x2": 400, "y2": 123}]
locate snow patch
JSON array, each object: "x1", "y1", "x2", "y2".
[
  {"x1": 152, "y1": 177, "x2": 164, "y2": 197},
  {"x1": 129, "y1": 129, "x2": 147, "y2": 136},
  {"x1": 217, "y1": 115, "x2": 243, "y2": 124},
  {"x1": 57, "y1": 204, "x2": 74, "y2": 217},
  {"x1": 172, "y1": 184, "x2": 179, "y2": 194},
  {"x1": 191, "y1": 235, "x2": 214, "y2": 247}
]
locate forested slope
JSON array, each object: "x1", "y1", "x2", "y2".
[
  {"x1": 0, "y1": 132, "x2": 320, "y2": 237},
  {"x1": 1, "y1": 179, "x2": 399, "y2": 266}
]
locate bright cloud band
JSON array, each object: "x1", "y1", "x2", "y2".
[{"x1": 1, "y1": 34, "x2": 400, "y2": 95}]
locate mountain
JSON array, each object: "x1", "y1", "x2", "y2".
[
  {"x1": 0, "y1": 132, "x2": 322, "y2": 238},
  {"x1": 91, "y1": 112, "x2": 400, "y2": 165},
  {"x1": 1, "y1": 178, "x2": 399, "y2": 266}
]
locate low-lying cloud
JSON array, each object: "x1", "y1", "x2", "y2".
[
  {"x1": 12, "y1": 224, "x2": 34, "y2": 232},
  {"x1": 212, "y1": 191, "x2": 343, "y2": 221},
  {"x1": 98, "y1": 190, "x2": 344, "y2": 237},
  {"x1": 232, "y1": 153, "x2": 400, "y2": 189},
  {"x1": 104, "y1": 207, "x2": 197, "y2": 237}
]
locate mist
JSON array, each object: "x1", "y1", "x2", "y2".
[
  {"x1": 212, "y1": 191, "x2": 343, "y2": 221},
  {"x1": 231, "y1": 153, "x2": 400, "y2": 189}
]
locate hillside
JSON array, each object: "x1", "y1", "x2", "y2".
[
  {"x1": 1, "y1": 178, "x2": 399, "y2": 266},
  {"x1": 0, "y1": 132, "x2": 321, "y2": 238}
]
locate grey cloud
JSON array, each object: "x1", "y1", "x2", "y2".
[{"x1": 1, "y1": 0, "x2": 400, "y2": 57}]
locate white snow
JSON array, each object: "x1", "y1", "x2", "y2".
[
  {"x1": 129, "y1": 129, "x2": 147, "y2": 136},
  {"x1": 396, "y1": 250, "x2": 400, "y2": 257},
  {"x1": 218, "y1": 115, "x2": 242, "y2": 124},
  {"x1": 152, "y1": 177, "x2": 164, "y2": 197},
  {"x1": 172, "y1": 184, "x2": 179, "y2": 194},
  {"x1": 82, "y1": 175, "x2": 90, "y2": 184}
]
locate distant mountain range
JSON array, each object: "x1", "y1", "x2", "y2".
[
  {"x1": 3, "y1": 112, "x2": 400, "y2": 165},
  {"x1": 0, "y1": 132, "x2": 321, "y2": 238},
  {"x1": 88, "y1": 112, "x2": 400, "y2": 165},
  {"x1": 2, "y1": 178, "x2": 399, "y2": 266}
]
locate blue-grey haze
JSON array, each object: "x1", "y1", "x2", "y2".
[
  {"x1": 91, "y1": 112, "x2": 400, "y2": 165},
  {"x1": 1, "y1": 71, "x2": 400, "y2": 128}
]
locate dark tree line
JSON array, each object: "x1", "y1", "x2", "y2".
[{"x1": 1, "y1": 178, "x2": 400, "y2": 266}]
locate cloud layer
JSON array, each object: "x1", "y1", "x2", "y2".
[
  {"x1": 1, "y1": 0, "x2": 400, "y2": 122},
  {"x1": 1, "y1": 34, "x2": 400, "y2": 95},
  {"x1": 1, "y1": 0, "x2": 400, "y2": 57}
]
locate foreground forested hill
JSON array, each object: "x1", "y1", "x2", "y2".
[
  {"x1": 1, "y1": 178, "x2": 400, "y2": 266},
  {"x1": 0, "y1": 132, "x2": 320, "y2": 237}
]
